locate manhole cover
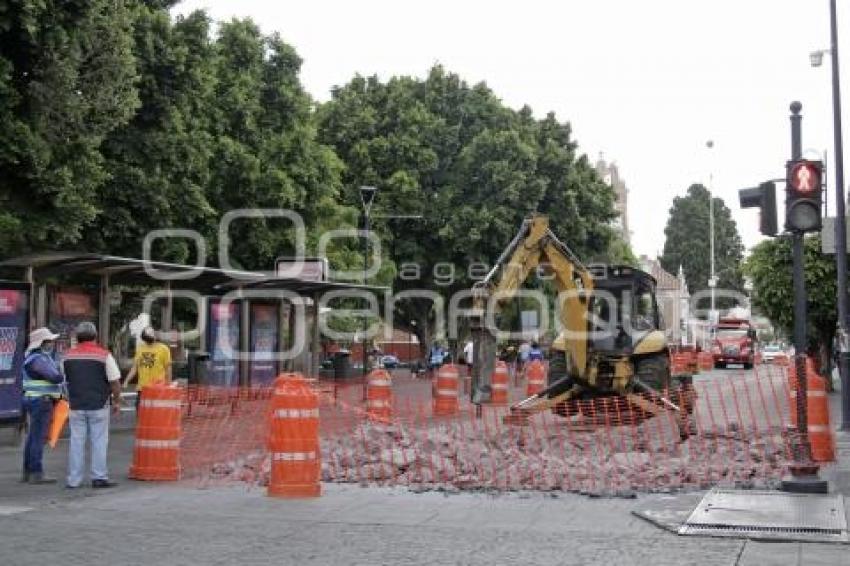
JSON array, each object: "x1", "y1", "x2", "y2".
[{"x1": 679, "y1": 489, "x2": 848, "y2": 543}]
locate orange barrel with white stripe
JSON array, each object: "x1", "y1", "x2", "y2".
[
  {"x1": 685, "y1": 351, "x2": 699, "y2": 374},
  {"x1": 433, "y1": 363, "x2": 460, "y2": 416},
  {"x1": 267, "y1": 373, "x2": 321, "y2": 498},
  {"x1": 698, "y1": 352, "x2": 713, "y2": 371},
  {"x1": 526, "y1": 360, "x2": 546, "y2": 396},
  {"x1": 129, "y1": 383, "x2": 182, "y2": 481},
  {"x1": 366, "y1": 368, "x2": 393, "y2": 422},
  {"x1": 789, "y1": 363, "x2": 835, "y2": 462},
  {"x1": 670, "y1": 353, "x2": 688, "y2": 375},
  {"x1": 490, "y1": 361, "x2": 509, "y2": 406}
]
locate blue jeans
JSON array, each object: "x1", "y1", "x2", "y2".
[
  {"x1": 23, "y1": 396, "x2": 54, "y2": 474},
  {"x1": 67, "y1": 407, "x2": 110, "y2": 487}
]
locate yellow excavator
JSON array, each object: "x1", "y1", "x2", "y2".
[{"x1": 469, "y1": 215, "x2": 695, "y2": 435}]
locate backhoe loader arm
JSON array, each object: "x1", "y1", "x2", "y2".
[{"x1": 469, "y1": 215, "x2": 593, "y2": 402}]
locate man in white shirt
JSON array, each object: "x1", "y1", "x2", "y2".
[{"x1": 462, "y1": 340, "x2": 474, "y2": 374}]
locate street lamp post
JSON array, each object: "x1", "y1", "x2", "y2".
[
  {"x1": 409, "y1": 320, "x2": 416, "y2": 371},
  {"x1": 706, "y1": 140, "x2": 717, "y2": 322},
  {"x1": 359, "y1": 185, "x2": 378, "y2": 379},
  {"x1": 812, "y1": 0, "x2": 849, "y2": 430}
]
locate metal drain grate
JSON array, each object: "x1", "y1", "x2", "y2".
[{"x1": 678, "y1": 489, "x2": 848, "y2": 543}]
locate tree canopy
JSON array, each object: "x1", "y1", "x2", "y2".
[
  {"x1": 745, "y1": 235, "x2": 837, "y2": 376},
  {"x1": 0, "y1": 0, "x2": 139, "y2": 256},
  {"x1": 660, "y1": 184, "x2": 744, "y2": 308},
  {"x1": 317, "y1": 67, "x2": 627, "y2": 344},
  {"x1": 0, "y1": 4, "x2": 633, "y2": 349}
]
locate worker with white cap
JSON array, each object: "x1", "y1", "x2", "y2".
[{"x1": 21, "y1": 327, "x2": 63, "y2": 484}]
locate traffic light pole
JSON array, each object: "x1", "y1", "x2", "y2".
[{"x1": 782, "y1": 102, "x2": 827, "y2": 494}]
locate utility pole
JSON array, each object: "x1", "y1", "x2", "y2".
[
  {"x1": 826, "y1": 0, "x2": 850, "y2": 431},
  {"x1": 782, "y1": 102, "x2": 828, "y2": 494},
  {"x1": 707, "y1": 140, "x2": 717, "y2": 322}
]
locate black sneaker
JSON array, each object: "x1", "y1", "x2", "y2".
[{"x1": 91, "y1": 479, "x2": 117, "y2": 489}]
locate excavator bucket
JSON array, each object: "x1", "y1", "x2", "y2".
[{"x1": 470, "y1": 322, "x2": 496, "y2": 404}]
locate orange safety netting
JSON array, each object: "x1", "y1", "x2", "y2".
[{"x1": 175, "y1": 364, "x2": 795, "y2": 496}]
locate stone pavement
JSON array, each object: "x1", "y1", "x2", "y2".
[{"x1": 1, "y1": 431, "x2": 848, "y2": 565}]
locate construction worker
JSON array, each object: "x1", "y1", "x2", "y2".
[
  {"x1": 21, "y1": 327, "x2": 63, "y2": 484},
  {"x1": 62, "y1": 322, "x2": 122, "y2": 489},
  {"x1": 123, "y1": 326, "x2": 172, "y2": 409}
]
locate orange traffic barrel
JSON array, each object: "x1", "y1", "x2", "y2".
[
  {"x1": 490, "y1": 361, "x2": 510, "y2": 406},
  {"x1": 129, "y1": 383, "x2": 182, "y2": 481},
  {"x1": 686, "y1": 351, "x2": 699, "y2": 374},
  {"x1": 670, "y1": 353, "x2": 686, "y2": 375},
  {"x1": 267, "y1": 373, "x2": 321, "y2": 498},
  {"x1": 788, "y1": 363, "x2": 835, "y2": 462},
  {"x1": 366, "y1": 368, "x2": 393, "y2": 421},
  {"x1": 526, "y1": 360, "x2": 546, "y2": 396},
  {"x1": 433, "y1": 363, "x2": 460, "y2": 416},
  {"x1": 698, "y1": 352, "x2": 713, "y2": 371}
]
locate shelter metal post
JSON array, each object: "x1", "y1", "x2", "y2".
[
  {"x1": 240, "y1": 295, "x2": 250, "y2": 387},
  {"x1": 98, "y1": 273, "x2": 110, "y2": 348}
]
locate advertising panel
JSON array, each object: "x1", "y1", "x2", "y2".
[
  {"x1": 0, "y1": 288, "x2": 29, "y2": 419},
  {"x1": 249, "y1": 303, "x2": 279, "y2": 386},
  {"x1": 49, "y1": 288, "x2": 96, "y2": 359},
  {"x1": 207, "y1": 300, "x2": 241, "y2": 386}
]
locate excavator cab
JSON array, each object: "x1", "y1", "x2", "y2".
[{"x1": 587, "y1": 265, "x2": 664, "y2": 357}]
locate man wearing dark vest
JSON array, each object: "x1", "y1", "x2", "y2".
[{"x1": 62, "y1": 322, "x2": 122, "y2": 488}]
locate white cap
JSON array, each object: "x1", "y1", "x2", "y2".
[{"x1": 26, "y1": 327, "x2": 60, "y2": 353}]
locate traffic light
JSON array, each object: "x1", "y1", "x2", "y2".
[
  {"x1": 784, "y1": 159, "x2": 823, "y2": 233},
  {"x1": 739, "y1": 181, "x2": 778, "y2": 237}
]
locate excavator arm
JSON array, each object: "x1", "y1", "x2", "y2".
[{"x1": 469, "y1": 215, "x2": 593, "y2": 403}]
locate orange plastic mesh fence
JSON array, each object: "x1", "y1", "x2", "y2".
[{"x1": 177, "y1": 366, "x2": 793, "y2": 495}]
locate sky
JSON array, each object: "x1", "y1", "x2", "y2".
[{"x1": 175, "y1": 0, "x2": 849, "y2": 260}]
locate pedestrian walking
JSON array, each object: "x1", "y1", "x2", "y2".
[
  {"x1": 517, "y1": 340, "x2": 531, "y2": 373},
  {"x1": 427, "y1": 342, "x2": 446, "y2": 378},
  {"x1": 122, "y1": 326, "x2": 172, "y2": 409},
  {"x1": 21, "y1": 327, "x2": 63, "y2": 484},
  {"x1": 462, "y1": 339, "x2": 474, "y2": 375},
  {"x1": 528, "y1": 341, "x2": 544, "y2": 362},
  {"x1": 62, "y1": 322, "x2": 122, "y2": 489}
]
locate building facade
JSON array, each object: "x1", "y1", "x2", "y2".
[
  {"x1": 595, "y1": 155, "x2": 630, "y2": 245},
  {"x1": 639, "y1": 255, "x2": 690, "y2": 345}
]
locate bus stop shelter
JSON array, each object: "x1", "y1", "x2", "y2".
[{"x1": 0, "y1": 252, "x2": 384, "y2": 420}]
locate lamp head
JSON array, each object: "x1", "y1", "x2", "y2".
[
  {"x1": 810, "y1": 50, "x2": 825, "y2": 67},
  {"x1": 359, "y1": 185, "x2": 378, "y2": 212}
]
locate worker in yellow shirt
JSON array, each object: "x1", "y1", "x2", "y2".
[{"x1": 123, "y1": 327, "x2": 172, "y2": 409}]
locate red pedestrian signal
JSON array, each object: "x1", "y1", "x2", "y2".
[{"x1": 785, "y1": 159, "x2": 823, "y2": 233}]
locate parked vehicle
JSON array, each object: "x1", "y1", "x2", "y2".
[
  {"x1": 760, "y1": 344, "x2": 785, "y2": 364},
  {"x1": 712, "y1": 318, "x2": 757, "y2": 369},
  {"x1": 380, "y1": 354, "x2": 400, "y2": 369}
]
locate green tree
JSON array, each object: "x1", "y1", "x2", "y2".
[
  {"x1": 317, "y1": 66, "x2": 620, "y2": 349},
  {"x1": 660, "y1": 184, "x2": 744, "y2": 309},
  {"x1": 83, "y1": 7, "x2": 217, "y2": 261},
  {"x1": 204, "y1": 19, "x2": 357, "y2": 273},
  {"x1": 745, "y1": 235, "x2": 837, "y2": 381},
  {"x1": 0, "y1": 0, "x2": 140, "y2": 255}
]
